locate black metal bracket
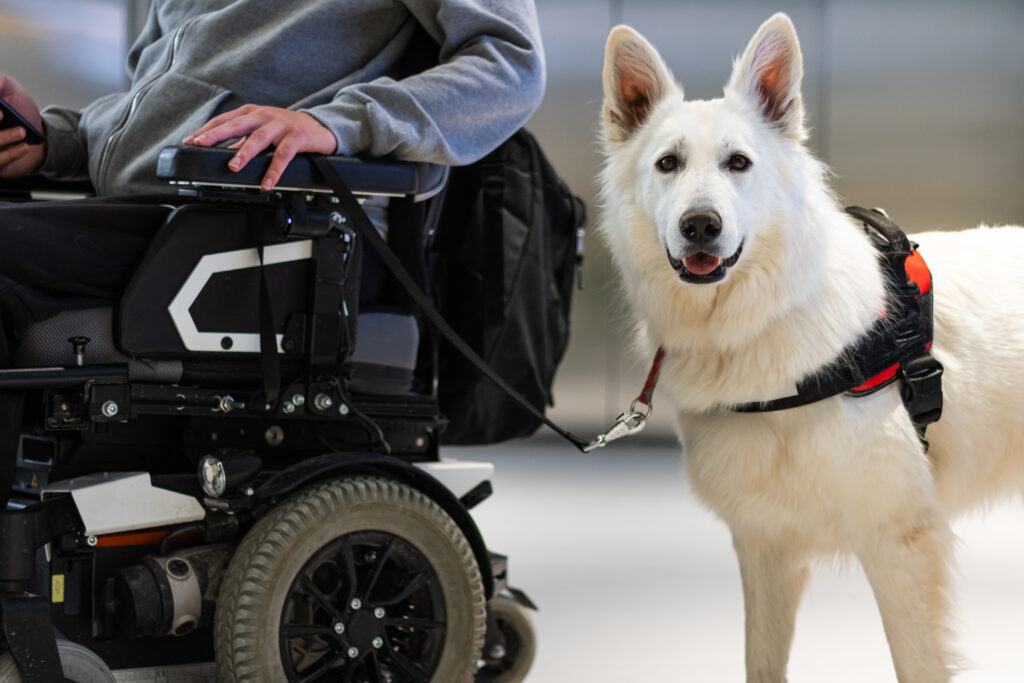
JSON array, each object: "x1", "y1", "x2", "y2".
[
  {"x1": 0, "y1": 497, "x2": 80, "y2": 682},
  {"x1": 0, "y1": 495, "x2": 80, "y2": 588}
]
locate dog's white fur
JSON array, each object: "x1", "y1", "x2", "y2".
[{"x1": 598, "y1": 13, "x2": 1024, "y2": 683}]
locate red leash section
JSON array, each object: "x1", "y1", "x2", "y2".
[{"x1": 583, "y1": 347, "x2": 665, "y2": 452}]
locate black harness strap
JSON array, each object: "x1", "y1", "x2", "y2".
[
  {"x1": 310, "y1": 155, "x2": 593, "y2": 452},
  {"x1": 733, "y1": 207, "x2": 944, "y2": 444}
]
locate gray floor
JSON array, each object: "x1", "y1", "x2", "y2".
[{"x1": 458, "y1": 437, "x2": 1024, "y2": 683}]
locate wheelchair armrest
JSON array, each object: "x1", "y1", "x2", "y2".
[{"x1": 156, "y1": 146, "x2": 448, "y2": 201}]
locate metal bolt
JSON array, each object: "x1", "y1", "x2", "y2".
[
  {"x1": 414, "y1": 437, "x2": 425, "y2": 448},
  {"x1": 264, "y1": 425, "x2": 284, "y2": 446},
  {"x1": 374, "y1": 607, "x2": 385, "y2": 619},
  {"x1": 69, "y1": 336, "x2": 89, "y2": 366},
  {"x1": 372, "y1": 637, "x2": 383, "y2": 650},
  {"x1": 218, "y1": 396, "x2": 236, "y2": 413},
  {"x1": 292, "y1": 393, "x2": 306, "y2": 407},
  {"x1": 244, "y1": 486, "x2": 255, "y2": 497},
  {"x1": 100, "y1": 400, "x2": 119, "y2": 418},
  {"x1": 167, "y1": 559, "x2": 190, "y2": 579},
  {"x1": 347, "y1": 647, "x2": 359, "y2": 659},
  {"x1": 333, "y1": 621, "x2": 345, "y2": 635},
  {"x1": 282, "y1": 401, "x2": 295, "y2": 414},
  {"x1": 86, "y1": 535, "x2": 98, "y2": 547},
  {"x1": 489, "y1": 643, "x2": 507, "y2": 660},
  {"x1": 314, "y1": 393, "x2": 333, "y2": 411},
  {"x1": 350, "y1": 598, "x2": 362, "y2": 610},
  {"x1": 338, "y1": 403, "x2": 349, "y2": 416},
  {"x1": 330, "y1": 211, "x2": 348, "y2": 225}
]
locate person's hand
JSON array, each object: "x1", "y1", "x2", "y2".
[
  {"x1": 184, "y1": 105, "x2": 336, "y2": 191},
  {"x1": 0, "y1": 73, "x2": 45, "y2": 179}
]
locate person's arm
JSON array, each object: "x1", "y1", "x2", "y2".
[
  {"x1": 0, "y1": 74, "x2": 46, "y2": 179},
  {"x1": 187, "y1": 0, "x2": 545, "y2": 190},
  {"x1": 315, "y1": 0, "x2": 546, "y2": 164},
  {"x1": 35, "y1": 1, "x2": 165, "y2": 182}
]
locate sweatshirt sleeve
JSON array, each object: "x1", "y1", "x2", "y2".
[
  {"x1": 302, "y1": 0, "x2": 546, "y2": 166},
  {"x1": 37, "y1": 2, "x2": 164, "y2": 180}
]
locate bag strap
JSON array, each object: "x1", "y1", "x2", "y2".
[{"x1": 310, "y1": 155, "x2": 592, "y2": 452}]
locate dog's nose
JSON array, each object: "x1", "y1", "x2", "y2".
[{"x1": 680, "y1": 211, "x2": 722, "y2": 247}]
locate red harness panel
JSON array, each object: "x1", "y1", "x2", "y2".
[{"x1": 849, "y1": 249, "x2": 932, "y2": 394}]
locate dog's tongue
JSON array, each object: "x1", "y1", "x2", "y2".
[{"x1": 684, "y1": 253, "x2": 722, "y2": 275}]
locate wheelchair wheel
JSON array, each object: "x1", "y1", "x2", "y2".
[
  {"x1": 475, "y1": 596, "x2": 537, "y2": 683},
  {"x1": 215, "y1": 476, "x2": 486, "y2": 683},
  {"x1": 0, "y1": 639, "x2": 116, "y2": 682}
]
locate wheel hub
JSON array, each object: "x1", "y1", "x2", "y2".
[
  {"x1": 345, "y1": 607, "x2": 383, "y2": 650},
  {"x1": 279, "y1": 530, "x2": 447, "y2": 682}
]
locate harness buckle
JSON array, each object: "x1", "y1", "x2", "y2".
[{"x1": 900, "y1": 355, "x2": 944, "y2": 429}]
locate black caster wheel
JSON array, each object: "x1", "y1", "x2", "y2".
[{"x1": 475, "y1": 596, "x2": 536, "y2": 683}]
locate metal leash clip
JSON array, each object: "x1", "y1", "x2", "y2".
[{"x1": 583, "y1": 399, "x2": 652, "y2": 453}]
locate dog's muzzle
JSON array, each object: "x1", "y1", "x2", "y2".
[{"x1": 667, "y1": 241, "x2": 744, "y2": 284}]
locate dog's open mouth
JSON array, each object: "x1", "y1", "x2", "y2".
[{"x1": 667, "y1": 241, "x2": 744, "y2": 284}]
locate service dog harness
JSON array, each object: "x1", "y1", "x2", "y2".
[{"x1": 587, "y1": 207, "x2": 945, "y2": 451}]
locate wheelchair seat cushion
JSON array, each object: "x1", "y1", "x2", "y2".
[{"x1": 13, "y1": 308, "x2": 183, "y2": 383}]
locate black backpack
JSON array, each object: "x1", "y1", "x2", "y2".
[{"x1": 431, "y1": 130, "x2": 586, "y2": 444}]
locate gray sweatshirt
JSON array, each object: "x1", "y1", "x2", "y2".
[{"x1": 39, "y1": 0, "x2": 545, "y2": 196}]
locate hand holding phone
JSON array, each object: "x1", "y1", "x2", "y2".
[
  {"x1": 0, "y1": 95, "x2": 44, "y2": 145},
  {"x1": 0, "y1": 74, "x2": 46, "y2": 179}
]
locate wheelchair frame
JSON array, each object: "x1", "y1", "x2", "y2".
[{"x1": 0, "y1": 148, "x2": 534, "y2": 682}]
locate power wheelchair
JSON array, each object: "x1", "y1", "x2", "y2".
[{"x1": 0, "y1": 147, "x2": 537, "y2": 682}]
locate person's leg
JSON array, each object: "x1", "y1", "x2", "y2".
[{"x1": 0, "y1": 198, "x2": 171, "y2": 502}]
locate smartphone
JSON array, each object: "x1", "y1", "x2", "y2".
[{"x1": 0, "y1": 95, "x2": 44, "y2": 145}]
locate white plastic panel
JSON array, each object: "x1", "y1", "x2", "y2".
[
  {"x1": 43, "y1": 472, "x2": 206, "y2": 536},
  {"x1": 415, "y1": 459, "x2": 495, "y2": 500}
]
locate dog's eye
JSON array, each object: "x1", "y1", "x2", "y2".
[
  {"x1": 727, "y1": 153, "x2": 752, "y2": 172},
  {"x1": 656, "y1": 155, "x2": 679, "y2": 173}
]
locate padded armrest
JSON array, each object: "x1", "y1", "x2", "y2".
[{"x1": 156, "y1": 146, "x2": 447, "y2": 200}]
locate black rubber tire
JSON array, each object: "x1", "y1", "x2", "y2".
[
  {"x1": 215, "y1": 475, "x2": 486, "y2": 683},
  {"x1": 0, "y1": 639, "x2": 116, "y2": 682},
  {"x1": 475, "y1": 596, "x2": 537, "y2": 683}
]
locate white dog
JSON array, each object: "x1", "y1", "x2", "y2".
[{"x1": 598, "y1": 13, "x2": 1024, "y2": 683}]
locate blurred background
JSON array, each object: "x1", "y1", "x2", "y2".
[{"x1": 1, "y1": 1, "x2": 1021, "y2": 681}]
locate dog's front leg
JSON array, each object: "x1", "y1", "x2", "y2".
[
  {"x1": 856, "y1": 512, "x2": 955, "y2": 683},
  {"x1": 733, "y1": 533, "x2": 810, "y2": 683}
]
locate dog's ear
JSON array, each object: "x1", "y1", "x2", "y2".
[
  {"x1": 602, "y1": 25, "x2": 677, "y2": 144},
  {"x1": 726, "y1": 13, "x2": 806, "y2": 140}
]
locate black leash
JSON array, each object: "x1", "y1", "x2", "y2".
[{"x1": 310, "y1": 155, "x2": 595, "y2": 452}]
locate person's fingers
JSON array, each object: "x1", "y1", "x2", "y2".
[
  {"x1": 188, "y1": 115, "x2": 266, "y2": 148},
  {"x1": 0, "y1": 125, "x2": 27, "y2": 147},
  {"x1": 260, "y1": 134, "x2": 303, "y2": 190},
  {"x1": 0, "y1": 142, "x2": 29, "y2": 175},
  {"x1": 184, "y1": 105, "x2": 261, "y2": 145},
  {"x1": 228, "y1": 121, "x2": 285, "y2": 171}
]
